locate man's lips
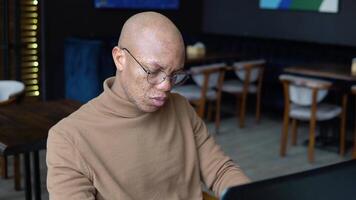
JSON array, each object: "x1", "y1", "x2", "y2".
[{"x1": 150, "y1": 96, "x2": 167, "y2": 107}]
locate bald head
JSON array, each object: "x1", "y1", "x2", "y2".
[
  {"x1": 111, "y1": 12, "x2": 186, "y2": 112},
  {"x1": 118, "y1": 12, "x2": 184, "y2": 57}
]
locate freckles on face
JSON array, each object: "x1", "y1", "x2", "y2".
[
  {"x1": 126, "y1": 67, "x2": 160, "y2": 112},
  {"x1": 134, "y1": 74, "x2": 151, "y2": 101}
]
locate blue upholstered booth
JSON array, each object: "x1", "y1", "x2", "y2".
[{"x1": 64, "y1": 37, "x2": 116, "y2": 103}]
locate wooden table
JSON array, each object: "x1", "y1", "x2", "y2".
[
  {"x1": 284, "y1": 63, "x2": 356, "y2": 82},
  {"x1": 0, "y1": 100, "x2": 81, "y2": 200},
  {"x1": 186, "y1": 52, "x2": 240, "y2": 66},
  {"x1": 284, "y1": 63, "x2": 356, "y2": 155}
]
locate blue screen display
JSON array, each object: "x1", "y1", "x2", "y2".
[{"x1": 94, "y1": 0, "x2": 180, "y2": 9}]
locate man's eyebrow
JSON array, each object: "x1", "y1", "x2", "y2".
[
  {"x1": 142, "y1": 61, "x2": 161, "y2": 70},
  {"x1": 147, "y1": 61, "x2": 184, "y2": 73}
]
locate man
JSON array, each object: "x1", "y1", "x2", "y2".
[{"x1": 46, "y1": 12, "x2": 249, "y2": 200}]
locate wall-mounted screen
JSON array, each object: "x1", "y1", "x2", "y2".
[
  {"x1": 259, "y1": 0, "x2": 339, "y2": 13},
  {"x1": 94, "y1": 0, "x2": 180, "y2": 9},
  {"x1": 203, "y1": 0, "x2": 356, "y2": 47}
]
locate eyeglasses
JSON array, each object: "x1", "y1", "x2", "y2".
[{"x1": 121, "y1": 47, "x2": 189, "y2": 86}]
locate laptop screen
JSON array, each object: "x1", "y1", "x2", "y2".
[{"x1": 222, "y1": 159, "x2": 356, "y2": 200}]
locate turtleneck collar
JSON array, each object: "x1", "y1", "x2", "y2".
[{"x1": 92, "y1": 77, "x2": 146, "y2": 118}]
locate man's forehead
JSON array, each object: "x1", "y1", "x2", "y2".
[
  {"x1": 134, "y1": 40, "x2": 184, "y2": 63},
  {"x1": 122, "y1": 19, "x2": 184, "y2": 56}
]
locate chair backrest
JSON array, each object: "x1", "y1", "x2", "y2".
[
  {"x1": 190, "y1": 63, "x2": 226, "y2": 118},
  {"x1": 190, "y1": 63, "x2": 226, "y2": 88},
  {"x1": 0, "y1": 80, "x2": 25, "y2": 104},
  {"x1": 279, "y1": 74, "x2": 331, "y2": 106},
  {"x1": 233, "y1": 59, "x2": 266, "y2": 83}
]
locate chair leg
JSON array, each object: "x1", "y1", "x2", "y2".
[
  {"x1": 280, "y1": 117, "x2": 290, "y2": 157},
  {"x1": 207, "y1": 100, "x2": 213, "y2": 121},
  {"x1": 197, "y1": 102, "x2": 205, "y2": 119},
  {"x1": 14, "y1": 154, "x2": 21, "y2": 190},
  {"x1": 239, "y1": 93, "x2": 247, "y2": 128},
  {"x1": 280, "y1": 82, "x2": 290, "y2": 157},
  {"x1": 339, "y1": 94, "x2": 347, "y2": 156},
  {"x1": 215, "y1": 99, "x2": 222, "y2": 134},
  {"x1": 235, "y1": 94, "x2": 240, "y2": 126},
  {"x1": 308, "y1": 118, "x2": 317, "y2": 163},
  {"x1": 291, "y1": 119, "x2": 298, "y2": 145},
  {"x1": 1, "y1": 156, "x2": 8, "y2": 179},
  {"x1": 256, "y1": 91, "x2": 261, "y2": 123}
]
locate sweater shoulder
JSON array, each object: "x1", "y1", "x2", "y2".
[{"x1": 49, "y1": 102, "x2": 95, "y2": 141}]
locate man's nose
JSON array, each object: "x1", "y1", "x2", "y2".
[{"x1": 156, "y1": 77, "x2": 172, "y2": 91}]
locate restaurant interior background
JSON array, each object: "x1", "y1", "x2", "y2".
[
  {"x1": 1, "y1": 0, "x2": 356, "y2": 101},
  {"x1": 1, "y1": 0, "x2": 356, "y2": 199}
]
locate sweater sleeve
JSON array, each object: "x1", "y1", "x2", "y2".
[
  {"x1": 185, "y1": 99, "x2": 251, "y2": 197},
  {"x1": 46, "y1": 128, "x2": 96, "y2": 200}
]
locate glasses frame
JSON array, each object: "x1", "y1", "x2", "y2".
[{"x1": 120, "y1": 47, "x2": 189, "y2": 86}]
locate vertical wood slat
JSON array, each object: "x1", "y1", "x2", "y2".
[
  {"x1": 14, "y1": 0, "x2": 22, "y2": 81},
  {"x1": 20, "y1": 0, "x2": 41, "y2": 99},
  {"x1": 2, "y1": 0, "x2": 10, "y2": 79}
]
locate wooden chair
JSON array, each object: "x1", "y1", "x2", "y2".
[
  {"x1": 352, "y1": 85, "x2": 356, "y2": 159},
  {"x1": 172, "y1": 63, "x2": 226, "y2": 133},
  {"x1": 279, "y1": 74, "x2": 345, "y2": 163},
  {"x1": 0, "y1": 80, "x2": 25, "y2": 190},
  {"x1": 221, "y1": 60, "x2": 265, "y2": 128}
]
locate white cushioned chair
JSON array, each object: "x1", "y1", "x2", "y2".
[
  {"x1": 222, "y1": 59, "x2": 265, "y2": 128},
  {"x1": 0, "y1": 80, "x2": 25, "y2": 105},
  {"x1": 0, "y1": 80, "x2": 25, "y2": 190},
  {"x1": 279, "y1": 74, "x2": 345, "y2": 163},
  {"x1": 172, "y1": 63, "x2": 226, "y2": 133}
]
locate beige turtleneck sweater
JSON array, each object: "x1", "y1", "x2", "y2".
[{"x1": 46, "y1": 77, "x2": 249, "y2": 200}]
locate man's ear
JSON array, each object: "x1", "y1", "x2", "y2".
[{"x1": 112, "y1": 46, "x2": 125, "y2": 72}]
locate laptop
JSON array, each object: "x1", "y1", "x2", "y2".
[{"x1": 222, "y1": 159, "x2": 356, "y2": 200}]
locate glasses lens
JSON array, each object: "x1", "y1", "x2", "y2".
[
  {"x1": 147, "y1": 70, "x2": 189, "y2": 86},
  {"x1": 172, "y1": 72, "x2": 189, "y2": 86},
  {"x1": 147, "y1": 71, "x2": 166, "y2": 85}
]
